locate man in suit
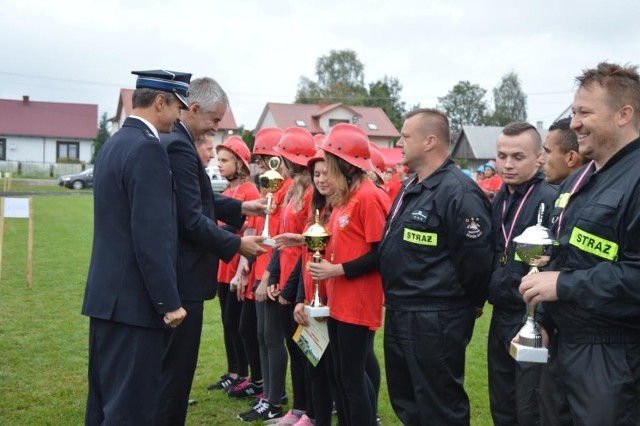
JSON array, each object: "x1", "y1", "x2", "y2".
[
  {"x1": 82, "y1": 69, "x2": 191, "y2": 425},
  {"x1": 156, "y1": 77, "x2": 266, "y2": 425}
]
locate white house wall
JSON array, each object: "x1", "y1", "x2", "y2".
[{"x1": 3, "y1": 135, "x2": 93, "y2": 163}]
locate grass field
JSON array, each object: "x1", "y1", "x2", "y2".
[{"x1": 0, "y1": 182, "x2": 493, "y2": 425}]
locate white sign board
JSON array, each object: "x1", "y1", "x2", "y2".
[{"x1": 3, "y1": 198, "x2": 30, "y2": 218}]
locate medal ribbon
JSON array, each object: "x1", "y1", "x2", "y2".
[
  {"x1": 501, "y1": 184, "x2": 536, "y2": 257},
  {"x1": 387, "y1": 175, "x2": 418, "y2": 226},
  {"x1": 556, "y1": 160, "x2": 594, "y2": 238}
]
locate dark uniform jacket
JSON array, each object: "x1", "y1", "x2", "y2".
[
  {"x1": 160, "y1": 122, "x2": 243, "y2": 302},
  {"x1": 82, "y1": 117, "x2": 181, "y2": 328},
  {"x1": 378, "y1": 158, "x2": 493, "y2": 310},
  {"x1": 488, "y1": 172, "x2": 557, "y2": 322},
  {"x1": 544, "y1": 138, "x2": 640, "y2": 336}
]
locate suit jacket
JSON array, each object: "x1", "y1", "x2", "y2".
[
  {"x1": 160, "y1": 122, "x2": 243, "y2": 302},
  {"x1": 82, "y1": 117, "x2": 182, "y2": 328}
]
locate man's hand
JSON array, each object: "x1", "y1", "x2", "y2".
[
  {"x1": 242, "y1": 199, "x2": 267, "y2": 217},
  {"x1": 307, "y1": 259, "x2": 344, "y2": 280},
  {"x1": 293, "y1": 303, "x2": 309, "y2": 326},
  {"x1": 164, "y1": 307, "x2": 187, "y2": 328},
  {"x1": 238, "y1": 236, "x2": 267, "y2": 257},
  {"x1": 274, "y1": 233, "x2": 305, "y2": 249},
  {"x1": 519, "y1": 271, "x2": 560, "y2": 304}
]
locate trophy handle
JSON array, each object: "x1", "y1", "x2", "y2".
[{"x1": 268, "y1": 156, "x2": 281, "y2": 170}]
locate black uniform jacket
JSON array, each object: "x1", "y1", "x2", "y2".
[
  {"x1": 378, "y1": 158, "x2": 493, "y2": 310},
  {"x1": 544, "y1": 137, "x2": 640, "y2": 335},
  {"x1": 82, "y1": 117, "x2": 182, "y2": 328},
  {"x1": 488, "y1": 172, "x2": 557, "y2": 321},
  {"x1": 160, "y1": 122, "x2": 243, "y2": 302}
]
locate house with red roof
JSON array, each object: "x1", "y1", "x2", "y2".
[
  {"x1": 110, "y1": 89, "x2": 239, "y2": 146},
  {"x1": 254, "y1": 102, "x2": 402, "y2": 166},
  {"x1": 0, "y1": 96, "x2": 97, "y2": 164}
]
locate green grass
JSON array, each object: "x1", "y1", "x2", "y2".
[{"x1": 0, "y1": 181, "x2": 492, "y2": 425}]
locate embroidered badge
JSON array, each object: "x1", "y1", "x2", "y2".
[
  {"x1": 411, "y1": 210, "x2": 428, "y2": 223},
  {"x1": 338, "y1": 213, "x2": 350, "y2": 229},
  {"x1": 465, "y1": 217, "x2": 483, "y2": 239}
]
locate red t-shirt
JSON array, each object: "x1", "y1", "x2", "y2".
[
  {"x1": 277, "y1": 186, "x2": 313, "y2": 289},
  {"x1": 325, "y1": 179, "x2": 389, "y2": 330},
  {"x1": 384, "y1": 173, "x2": 402, "y2": 202},
  {"x1": 217, "y1": 181, "x2": 259, "y2": 284},
  {"x1": 479, "y1": 174, "x2": 503, "y2": 198}
]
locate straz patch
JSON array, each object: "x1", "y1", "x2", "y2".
[
  {"x1": 569, "y1": 227, "x2": 618, "y2": 261},
  {"x1": 464, "y1": 217, "x2": 483, "y2": 239},
  {"x1": 403, "y1": 228, "x2": 437, "y2": 246},
  {"x1": 411, "y1": 210, "x2": 428, "y2": 223}
]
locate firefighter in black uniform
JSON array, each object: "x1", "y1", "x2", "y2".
[
  {"x1": 520, "y1": 62, "x2": 640, "y2": 425},
  {"x1": 378, "y1": 108, "x2": 493, "y2": 426},
  {"x1": 487, "y1": 122, "x2": 558, "y2": 426}
]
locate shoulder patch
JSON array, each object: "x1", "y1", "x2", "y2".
[{"x1": 465, "y1": 217, "x2": 483, "y2": 239}]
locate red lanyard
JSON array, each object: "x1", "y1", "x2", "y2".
[
  {"x1": 501, "y1": 184, "x2": 536, "y2": 250},
  {"x1": 556, "y1": 160, "x2": 594, "y2": 237}
]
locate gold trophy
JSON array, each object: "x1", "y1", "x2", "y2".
[
  {"x1": 510, "y1": 204, "x2": 554, "y2": 363},
  {"x1": 259, "y1": 157, "x2": 285, "y2": 247},
  {"x1": 302, "y1": 210, "x2": 331, "y2": 317}
]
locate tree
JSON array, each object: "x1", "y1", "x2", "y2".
[
  {"x1": 365, "y1": 75, "x2": 406, "y2": 130},
  {"x1": 295, "y1": 49, "x2": 368, "y2": 104},
  {"x1": 489, "y1": 71, "x2": 527, "y2": 125},
  {"x1": 92, "y1": 112, "x2": 110, "y2": 163},
  {"x1": 437, "y1": 81, "x2": 490, "y2": 133}
]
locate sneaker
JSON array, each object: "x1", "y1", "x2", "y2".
[
  {"x1": 292, "y1": 414, "x2": 314, "y2": 426},
  {"x1": 250, "y1": 392, "x2": 288, "y2": 407},
  {"x1": 206, "y1": 373, "x2": 232, "y2": 390},
  {"x1": 228, "y1": 379, "x2": 263, "y2": 398},
  {"x1": 239, "y1": 400, "x2": 264, "y2": 419},
  {"x1": 264, "y1": 409, "x2": 301, "y2": 425},
  {"x1": 238, "y1": 400, "x2": 283, "y2": 423},
  {"x1": 222, "y1": 376, "x2": 244, "y2": 393},
  {"x1": 376, "y1": 414, "x2": 382, "y2": 426}
]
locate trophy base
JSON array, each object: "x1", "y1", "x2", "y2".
[
  {"x1": 261, "y1": 238, "x2": 276, "y2": 247},
  {"x1": 510, "y1": 341, "x2": 548, "y2": 363},
  {"x1": 304, "y1": 305, "x2": 329, "y2": 318}
]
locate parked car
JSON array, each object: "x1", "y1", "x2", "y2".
[
  {"x1": 59, "y1": 168, "x2": 93, "y2": 190},
  {"x1": 206, "y1": 167, "x2": 228, "y2": 193}
]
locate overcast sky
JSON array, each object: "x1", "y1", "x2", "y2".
[{"x1": 1, "y1": 0, "x2": 639, "y2": 131}]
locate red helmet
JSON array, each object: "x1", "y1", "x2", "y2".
[
  {"x1": 253, "y1": 128, "x2": 284, "y2": 157},
  {"x1": 216, "y1": 135, "x2": 251, "y2": 170},
  {"x1": 322, "y1": 123, "x2": 373, "y2": 171},
  {"x1": 275, "y1": 127, "x2": 316, "y2": 166},
  {"x1": 369, "y1": 143, "x2": 386, "y2": 181},
  {"x1": 313, "y1": 133, "x2": 326, "y2": 149},
  {"x1": 307, "y1": 149, "x2": 326, "y2": 172}
]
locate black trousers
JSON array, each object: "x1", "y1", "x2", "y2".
[
  {"x1": 218, "y1": 284, "x2": 248, "y2": 377},
  {"x1": 384, "y1": 307, "x2": 474, "y2": 426},
  {"x1": 539, "y1": 331, "x2": 640, "y2": 426},
  {"x1": 239, "y1": 298, "x2": 262, "y2": 382},
  {"x1": 155, "y1": 300, "x2": 204, "y2": 426},
  {"x1": 488, "y1": 316, "x2": 541, "y2": 426},
  {"x1": 86, "y1": 317, "x2": 164, "y2": 426}
]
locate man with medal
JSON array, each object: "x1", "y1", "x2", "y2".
[
  {"x1": 519, "y1": 62, "x2": 640, "y2": 425},
  {"x1": 486, "y1": 122, "x2": 557, "y2": 426}
]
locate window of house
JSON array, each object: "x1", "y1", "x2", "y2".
[
  {"x1": 329, "y1": 119, "x2": 349, "y2": 127},
  {"x1": 367, "y1": 123, "x2": 379, "y2": 130},
  {"x1": 295, "y1": 119, "x2": 306, "y2": 127},
  {"x1": 0, "y1": 139, "x2": 5, "y2": 161},
  {"x1": 57, "y1": 141, "x2": 79, "y2": 161}
]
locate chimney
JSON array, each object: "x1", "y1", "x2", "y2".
[
  {"x1": 318, "y1": 99, "x2": 328, "y2": 108},
  {"x1": 23, "y1": 95, "x2": 30, "y2": 105}
]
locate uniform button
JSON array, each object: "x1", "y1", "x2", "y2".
[{"x1": 158, "y1": 302, "x2": 164, "y2": 307}]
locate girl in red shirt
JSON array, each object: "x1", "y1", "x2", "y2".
[{"x1": 307, "y1": 124, "x2": 390, "y2": 426}]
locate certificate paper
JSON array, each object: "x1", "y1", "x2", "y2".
[{"x1": 293, "y1": 317, "x2": 330, "y2": 367}]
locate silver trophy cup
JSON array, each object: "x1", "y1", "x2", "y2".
[{"x1": 510, "y1": 204, "x2": 554, "y2": 363}]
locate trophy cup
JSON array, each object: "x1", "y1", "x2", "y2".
[
  {"x1": 510, "y1": 204, "x2": 554, "y2": 363},
  {"x1": 259, "y1": 157, "x2": 285, "y2": 247},
  {"x1": 302, "y1": 210, "x2": 331, "y2": 317}
]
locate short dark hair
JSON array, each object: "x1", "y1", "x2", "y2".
[
  {"x1": 132, "y1": 88, "x2": 178, "y2": 109},
  {"x1": 501, "y1": 122, "x2": 542, "y2": 151},
  {"x1": 405, "y1": 108, "x2": 451, "y2": 145},
  {"x1": 548, "y1": 117, "x2": 578, "y2": 153},
  {"x1": 576, "y1": 62, "x2": 640, "y2": 127}
]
